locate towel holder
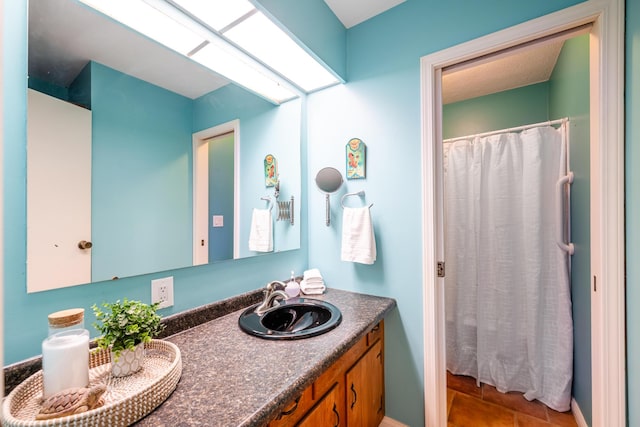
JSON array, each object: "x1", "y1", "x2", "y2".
[
  {"x1": 277, "y1": 196, "x2": 295, "y2": 225},
  {"x1": 341, "y1": 191, "x2": 373, "y2": 208},
  {"x1": 261, "y1": 195, "x2": 274, "y2": 211}
]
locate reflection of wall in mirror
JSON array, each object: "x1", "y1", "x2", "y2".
[
  {"x1": 193, "y1": 86, "x2": 302, "y2": 259},
  {"x1": 28, "y1": 61, "x2": 301, "y2": 291},
  {"x1": 90, "y1": 62, "x2": 193, "y2": 281},
  {"x1": 28, "y1": 61, "x2": 196, "y2": 286}
]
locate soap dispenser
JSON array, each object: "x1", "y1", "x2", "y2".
[{"x1": 284, "y1": 271, "x2": 300, "y2": 298}]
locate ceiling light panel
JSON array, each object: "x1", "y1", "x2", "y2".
[
  {"x1": 170, "y1": 0, "x2": 255, "y2": 31},
  {"x1": 222, "y1": 12, "x2": 340, "y2": 92},
  {"x1": 79, "y1": 0, "x2": 204, "y2": 55},
  {"x1": 190, "y1": 43, "x2": 297, "y2": 103},
  {"x1": 78, "y1": 0, "x2": 307, "y2": 104}
]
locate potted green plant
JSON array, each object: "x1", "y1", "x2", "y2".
[{"x1": 92, "y1": 299, "x2": 165, "y2": 377}]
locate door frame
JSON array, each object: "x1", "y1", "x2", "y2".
[
  {"x1": 193, "y1": 120, "x2": 241, "y2": 264},
  {"x1": 1, "y1": 0, "x2": 5, "y2": 396},
  {"x1": 420, "y1": 1, "x2": 625, "y2": 426}
]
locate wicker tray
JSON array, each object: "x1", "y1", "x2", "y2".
[{"x1": 1, "y1": 340, "x2": 182, "y2": 427}]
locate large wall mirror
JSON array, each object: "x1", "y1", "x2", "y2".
[{"x1": 26, "y1": 0, "x2": 302, "y2": 293}]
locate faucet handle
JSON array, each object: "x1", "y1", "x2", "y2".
[{"x1": 266, "y1": 280, "x2": 286, "y2": 292}]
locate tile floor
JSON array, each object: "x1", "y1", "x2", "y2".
[{"x1": 447, "y1": 372, "x2": 578, "y2": 427}]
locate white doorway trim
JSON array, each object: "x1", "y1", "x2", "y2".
[
  {"x1": 1, "y1": 0, "x2": 5, "y2": 398},
  {"x1": 419, "y1": 1, "x2": 625, "y2": 426},
  {"x1": 192, "y1": 120, "x2": 241, "y2": 264}
]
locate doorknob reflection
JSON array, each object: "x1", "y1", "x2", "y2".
[{"x1": 78, "y1": 240, "x2": 92, "y2": 250}]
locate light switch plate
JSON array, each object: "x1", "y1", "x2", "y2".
[{"x1": 213, "y1": 215, "x2": 224, "y2": 227}]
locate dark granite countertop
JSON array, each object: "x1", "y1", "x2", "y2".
[
  {"x1": 3, "y1": 288, "x2": 265, "y2": 397},
  {"x1": 133, "y1": 288, "x2": 396, "y2": 427},
  {"x1": 2, "y1": 288, "x2": 396, "y2": 427}
]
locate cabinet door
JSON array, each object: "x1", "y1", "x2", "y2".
[
  {"x1": 297, "y1": 383, "x2": 344, "y2": 427},
  {"x1": 345, "y1": 340, "x2": 384, "y2": 427}
]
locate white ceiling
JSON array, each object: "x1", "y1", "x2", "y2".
[
  {"x1": 29, "y1": 0, "x2": 562, "y2": 104},
  {"x1": 323, "y1": 0, "x2": 406, "y2": 28},
  {"x1": 29, "y1": 0, "x2": 229, "y2": 99},
  {"x1": 442, "y1": 41, "x2": 564, "y2": 104}
]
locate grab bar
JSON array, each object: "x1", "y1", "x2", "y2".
[{"x1": 555, "y1": 172, "x2": 574, "y2": 255}]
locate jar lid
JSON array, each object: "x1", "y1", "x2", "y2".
[{"x1": 48, "y1": 308, "x2": 84, "y2": 327}]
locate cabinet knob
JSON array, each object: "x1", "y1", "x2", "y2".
[
  {"x1": 78, "y1": 240, "x2": 92, "y2": 249},
  {"x1": 332, "y1": 402, "x2": 340, "y2": 427}
]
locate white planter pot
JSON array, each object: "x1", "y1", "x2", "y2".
[{"x1": 110, "y1": 343, "x2": 145, "y2": 377}]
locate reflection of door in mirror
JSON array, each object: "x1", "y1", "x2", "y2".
[
  {"x1": 27, "y1": 89, "x2": 92, "y2": 293},
  {"x1": 208, "y1": 133, "x2": 236, "y2": 262},
  {"x1": 193, "y1": 120, "x2": 240, "y2": 265}
]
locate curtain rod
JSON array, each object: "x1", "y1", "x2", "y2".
[{"x1": 443, "y1": 117, "x2": 568, "y2": 144}]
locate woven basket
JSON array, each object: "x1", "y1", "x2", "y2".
[{"x1": 1, "y1": 340, "x2": 182, "y2": 427}]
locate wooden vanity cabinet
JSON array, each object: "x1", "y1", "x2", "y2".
[
  {"x1": 268, "y1": 388, "x2": 315, "y2": 427},
  {"x1": 297, "y1": 383, "x2": 344, "y2": 427},
  {"x1": 268, "y1": 321, "x2": 384, "y2": 427},
  {"x1": 345, "y1": 339, "x2": 384, "y2": 427}
]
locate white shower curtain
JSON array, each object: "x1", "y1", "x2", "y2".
[{"x1": 444, "y1": 125, "x2": 573, "y2": 412}]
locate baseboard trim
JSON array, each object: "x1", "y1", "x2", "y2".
[
  {"x1": 571, "y1": 397, "x2": 588, "y2": 427},
  {"x1": 379, "y1": 416, "x2": 409, "y2": 427}
]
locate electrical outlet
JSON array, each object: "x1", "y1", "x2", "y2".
[{"x1": 151, "y1": 276, "x2": 174, "y2": 309}]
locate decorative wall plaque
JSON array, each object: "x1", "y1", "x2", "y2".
[
  {"x1": 346, "y1": 138, "x2": 366, "y2": 179},
  {"x1": 264, "y1": 154, "x2": 278, "y2": 187}
]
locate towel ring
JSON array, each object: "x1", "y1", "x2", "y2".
[
  {"x1": 261, "y1": 195, "x2": 274, "y2": 211},
  {"x1": 341, "y1": 191, "x2": 373, "y2": 208}
]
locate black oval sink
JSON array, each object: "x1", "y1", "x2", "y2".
[{"x1": 238, "y1": 297, "x2": 342, "y2": 340}]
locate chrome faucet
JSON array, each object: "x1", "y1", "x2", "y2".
[{"x1": 255, "y1": 280, "x2": 288, "y2": 315}]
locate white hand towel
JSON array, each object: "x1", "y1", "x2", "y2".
[
  {"x1": 248, "y1": 208, "x2": 273, "y2": 252},
  {"x1": 300, "y1": 279, "x2": 326, "y2": 295},
  {"x1": 303, "y1": 268, "x2": 323, "y2": 280},
  {"x1": 303, "y1": 268, "x2": 324, "y2": 286},
  {"x1": 341, "y1": 206, "x2": 376, "y2": 264}
]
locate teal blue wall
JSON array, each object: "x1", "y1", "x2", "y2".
[
  {"x1": 626, "y1": 0, "x2": 640, "y2": 425},
  {"x1": 208, "y1": 133, "x2": 235, "y2": 262},
  {"x1": 27, "y1": 76, "x2": 69, "y2": 102},
  {"x1": 90, "y1": 62, "x2": 193, "y2": 281},
  {"x1": 442, "y1": 82, "x2": 549, "y2": 139},
  {"x1": 548, "y1": 34, "x2": 591, "y2": 424},
  {"x1": 306, "y1": 1, "x2": 584, "y2": 426},
  {"x1": 69, "y1": 62, "x2": 91, "y2": 109},
  {"x1": 27, "y1": 62, "x2": 90, "y2": 108},
  {"x1": 7, "y1": 1, "x2": 627, "y2": 426},
  {"x1": 2, "y1": 0, "x2": 307, "y2": 364}
]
